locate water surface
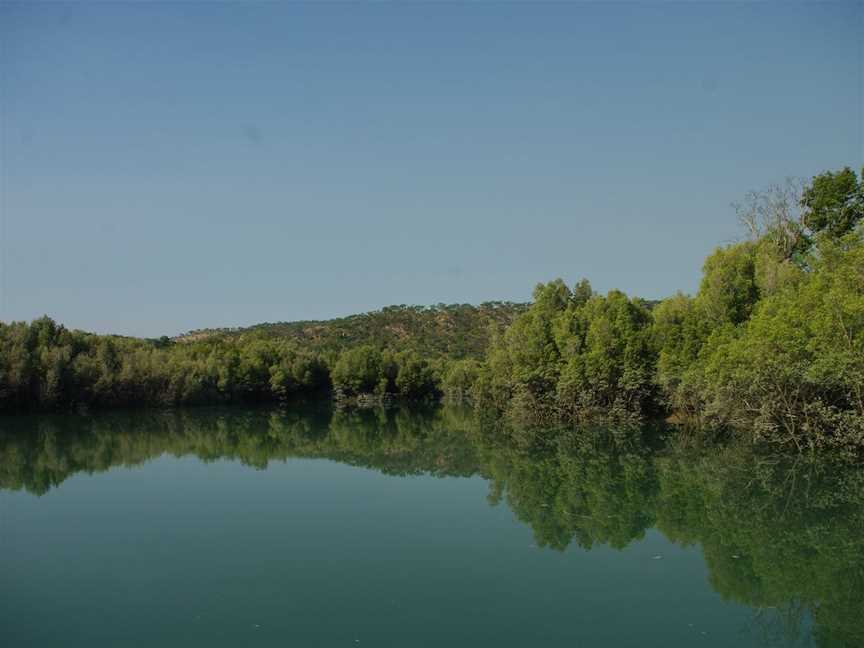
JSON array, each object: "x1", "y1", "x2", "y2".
[{"x1": 2, "y1": 407, "x2": 861, "y2": 647}]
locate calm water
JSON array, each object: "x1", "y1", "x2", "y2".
[{"x1": 1, "y1": 406, "x2": 862, "y2": 647}]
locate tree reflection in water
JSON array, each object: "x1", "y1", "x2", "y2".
[{"x1": 1, "y1": 405, "x2": 861, "y2": 647}]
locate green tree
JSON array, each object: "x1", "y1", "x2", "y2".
[
  {"x1": 331, "y1": 345, "x2": 383, "y2": 396},
  {"x1": 801, "y1": 167, "x2": 863, "y2": 239},
  {"x1": 395, "y1": 352, "x2": 439, "y2": 400}
]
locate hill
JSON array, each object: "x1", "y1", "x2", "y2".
[{"x1": 174, "y1": 301, "x2": 528, "y2": 360}]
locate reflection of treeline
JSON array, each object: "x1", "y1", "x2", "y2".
[
  {"x1": 480, "y1": 427, "x2": 660, "y2": 551},
  {"x1": 482, "y1": 432, "x2": 864, "y2": 647},
  {"x1": 1, "y1": 408, "x2": 862, "y2": 646},
  {"x1": 655, "y1": 446, "x2": 864, "y2": 648},
  {"x1": 0, "y1": 406, "x2": 483, "y2": 496}
]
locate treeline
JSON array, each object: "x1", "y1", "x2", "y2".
[
  {"x1": 0, "y1": 322, "x2": 454, "y2": 410},
  {"x1": 0, "y1": 302, "x2": 525, "y2": 411},
  {"x1": 1, "y1": 166, "x2": 862, "y2": 451},
  {"x1": 452, "y1": 166, "x2": 864, "y2": 452}
]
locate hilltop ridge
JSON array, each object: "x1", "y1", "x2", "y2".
[{"x1": 173, "y1": 301, "x2": 528, "y2": 359}]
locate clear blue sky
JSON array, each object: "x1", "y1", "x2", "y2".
[{"x1": 1, "y1": 2, "x2": 861, "y2": 337}]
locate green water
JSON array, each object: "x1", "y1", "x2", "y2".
[{"x1": 1, "y1": 406, "x2": 862, "y2": 647}]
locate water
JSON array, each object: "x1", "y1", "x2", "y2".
[{"x1": 1, "y1": 406, "x2": 862, "y2": 647}]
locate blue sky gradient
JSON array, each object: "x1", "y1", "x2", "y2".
[{"x1": 2, "y1": 2, "x2": 861, "y2": 336}]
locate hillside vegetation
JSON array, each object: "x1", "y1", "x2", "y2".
[{"x1": 176, "y1": 301, "x2": 527, "y2": 359}]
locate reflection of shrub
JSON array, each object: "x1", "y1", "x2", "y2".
[{"x1": 655, "y1": 447, "x2": 864, "y2": 647}]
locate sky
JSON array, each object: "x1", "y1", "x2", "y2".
[{"x1": 1, "y1": 2, "x2": 861, "y2": 337}]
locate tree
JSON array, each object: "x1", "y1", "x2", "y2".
[
  {"x1": 696, "y1": 231, "x2": 864, "y2": 451},
  {"x1": 331, "y1": 345, "x2": 383, "y2": 396},
  {"x1": 442, "y1": 359, "x2": 481, "y2": 400},
  {"x1": 801, "y1": 167, "x2": 863, "y2": 239},
  {"x1": 695, "y1": 242, "x2": 760, "y2": 327},
  {"x1": 395, "y1": 352, "x2": 439, "y2": 400}
]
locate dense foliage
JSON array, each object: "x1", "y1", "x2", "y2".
[
  {"x1": 2, "y1": 166, "x2": 862, "y2": 452},
  {"x1": 0, "y1": 321, "x2": 331, "y2": 409},
  {"x1": 470, "y1": 167, "x2": 864, "y2": 451},
  {"x1": 0, "y1": 304, "x2": 517, "y2": 411},
  {"x1": 472, "y1": 279, "x2": 657, "y2": 422}
]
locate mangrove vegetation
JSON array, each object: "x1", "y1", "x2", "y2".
[{"x1": 1, "y1": 166, "x2": 862, "y2": 453}]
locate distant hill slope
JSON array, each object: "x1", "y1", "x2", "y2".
[{"x1": 174, "y1": 302, "x2": 528, "y2": 359}]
